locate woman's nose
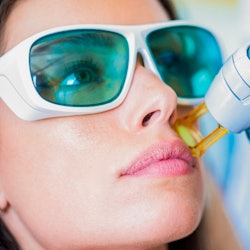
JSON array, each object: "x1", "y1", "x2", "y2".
[{"x1": 117, "y1": 63, "x2": 178, "y2": 132}]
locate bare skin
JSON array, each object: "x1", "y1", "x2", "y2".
[{"x1": 0, "y1": 1, "x2": 205, "y2": 249}]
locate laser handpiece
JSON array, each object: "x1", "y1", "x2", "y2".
[{"x1": 174, "y1": 43, "x2": 250, "y2": 157}]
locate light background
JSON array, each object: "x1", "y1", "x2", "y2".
[{"x1": 173, "y1": 0, "x2": 249, "y2": 56}]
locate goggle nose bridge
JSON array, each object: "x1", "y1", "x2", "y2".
[{"x1": 133, "y1": 32, "x2": 162, "y2": 79}]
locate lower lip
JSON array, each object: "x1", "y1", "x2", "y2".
[{"x1": 123, "y1": 159, "x2": 193, "y2": 178}]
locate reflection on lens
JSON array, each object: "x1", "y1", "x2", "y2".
[
  {"x1": 30, "y1": 30, "x2": 129, "y2": 106},
  {"x1": 147, "y1": 25, "x2": 223, "y2": 98}
]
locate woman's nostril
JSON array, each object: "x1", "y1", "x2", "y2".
[
  {"x1": 142, "y1": 112, "x2": 153, "y2": 127},
  {"x1": 142, "y1": 111, "x2": 160, "y2": 127}
]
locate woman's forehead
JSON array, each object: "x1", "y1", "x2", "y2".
[{"x1": 4, "y1": 0, "x2": 170, "y2": 52}]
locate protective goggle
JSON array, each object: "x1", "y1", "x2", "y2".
[{"x1": 0, "y1": 21, "x2": 222, "y2": 121}]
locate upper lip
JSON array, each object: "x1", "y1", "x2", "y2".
[{"x1": 120, "y1": 139, "x2": 195, "y2": 176}]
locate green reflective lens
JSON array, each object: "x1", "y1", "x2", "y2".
[
  {"x1": 147, "y1": 26, "x2": 222, "y2": 98},
  {"x1": 30, "y1": 30, "x2": 129, "y2": 106}
]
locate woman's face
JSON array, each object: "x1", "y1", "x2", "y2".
[{"x1": 0, "y1": 0, "x2": 205, "y2": 249}]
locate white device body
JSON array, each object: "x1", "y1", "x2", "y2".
[{"x1": 205, "y1": 43, "x2": 250, "y2": 133}]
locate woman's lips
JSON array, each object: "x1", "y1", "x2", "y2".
[{"x1": 120, "y1": 140, "x2": 195, "y2": 177}]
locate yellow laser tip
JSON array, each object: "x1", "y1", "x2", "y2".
[{"x1": 174, "y1": 124, "x2": 197, "y2": 147}]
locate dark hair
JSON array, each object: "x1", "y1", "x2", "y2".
[
  {"x1": 0, "y1": 1, "x2": 204, "y2": 249},
  {"x1": 159, "y1": 0, "x2": 178, "y2": 20},
  {"x1": 0, "y1": 2, "x2": 20, "y2": 247},
  {"x1": 0, "y1": 219, "x2": 20, "y2": 249},
  {"x1": 0, "y1": 0, "x2": 18, "y2": 54}
]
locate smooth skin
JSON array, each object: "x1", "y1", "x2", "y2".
[{"x1": 0, "y1": 0, "x2": 205, "y2": 249}]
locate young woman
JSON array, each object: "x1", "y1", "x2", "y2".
[{"x1": 0, "y1": 0, "x2": 241, "y2": 249}]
